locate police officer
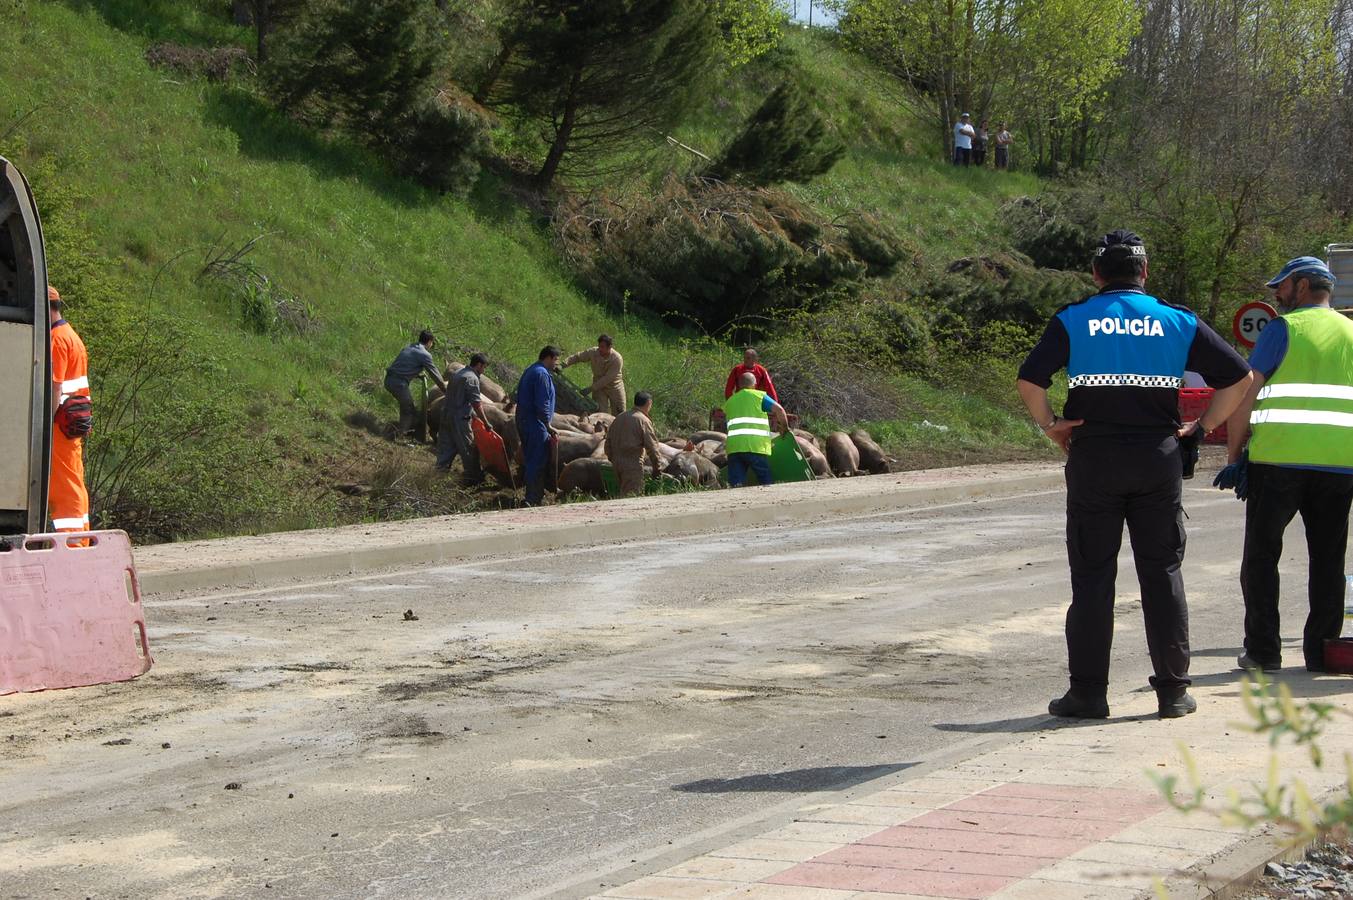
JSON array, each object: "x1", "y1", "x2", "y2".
[
  {"x1": 1218, "y1": 257, "x2": 1353, "y2": 673},
  {"x1": 1017, "y1": 230, "x2": 1253, "y2": 719}
]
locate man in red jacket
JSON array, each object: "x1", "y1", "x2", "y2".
[{"x1": 724, "y1": 348, "x2": 778, "y2": 402}]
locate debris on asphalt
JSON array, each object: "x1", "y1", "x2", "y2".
[
  {"x1": 102, "y1": 738, "x2": 131, "y2": 746},
  {"x1": 403, "y1": 609, "x2": 419, "y2": 621},
  {"x1": 224, "y1": 781, "x2": 242, "y2": 790}
]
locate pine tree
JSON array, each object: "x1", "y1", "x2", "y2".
[
  {"x1": 491, "y1": 0, "x2": 719, "y2": 187},
  {"x1": 709, "y1": 81, "x2": 844, "y2": 186},
  {"x1": 265, "y1": 0, "x2": 444, "y2": 143}
]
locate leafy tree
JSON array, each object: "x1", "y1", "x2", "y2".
[
  {"x1": 1004, "y1": 0, "x2": 1141, "y2": 171},
  {"x1": 709, "y1": 81, "x2": 844, "y2": 186},
  {"x1": 265, "y1": 0, "x2": 444, "y2": 143},
  {"x1": 491, "y1": 0, "x2": 720, "y2": 186},
  {"x1": 829, "y1": 0, "x2": 1139, "y2": 171},
  {"x1": 1105, "y1": 0, "x2": 1348, "y2": 321},
  {"x1": 713, "y1": 0, "x2": 789, "y2": 68}
]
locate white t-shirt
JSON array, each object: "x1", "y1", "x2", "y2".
[{"x1": 954, "y1": 121, "x2": 975, "y2": 150}]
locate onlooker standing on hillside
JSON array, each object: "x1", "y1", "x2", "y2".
[
  {"x1": 995, "y1": 123, "x2": 1013, "y2": 170},
  {"x1": 436, "y1": 352, "x2": 493, "y2": 485},
  {"x1": 724, "y1": 348, "x2": 779, "y2": 402},
  {"x1": 973, "y1": 120, "x2": 989, "y2": 167},
  {"x1": 1218, "y1": 257, "x2": 1353, "y2": 674},
  {"x1": 515, "y1": 346, "x2": 561, "y2": 506},
  {"x1": 562, "y1": 334, "x2": 626, "y2": 415},
  {"x1": 953, "y1": 113, "x2": 975, "y2": 166},
  {"x1": 605, "y1": 391, "x2": 664, "y2": 497},
  {"x1": 385, "y1": 330, "x2": 446, "y2": 438},
  {"x1": 1016, "y1": 229, "x2": 1252, "y2": 720}
]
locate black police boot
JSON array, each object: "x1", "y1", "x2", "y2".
[
  {"x1": 1157, "y1": 689, "x2": 1197, "y2": 719},
  {"x1": 1048, "y1": 690, "x2": 1109, "y2": 719},
  {"x1": 1236, "y1": 652, "x2": 1281, "y2": 674}
]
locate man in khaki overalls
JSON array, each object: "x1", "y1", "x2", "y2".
[
  {"x1": 563, "y1": 334, "x2": 626, "y2": 415},
  {"x1": 605, "y1": 391, "x2": 663, "y2": 496}
]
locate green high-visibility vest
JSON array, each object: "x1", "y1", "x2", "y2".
[
  {"x1": 1248, "y1": 306, "x2": 1353, "y2": 468},
  {"x1": 723, "y1": 389, "x2": 773, "y2": 455}
]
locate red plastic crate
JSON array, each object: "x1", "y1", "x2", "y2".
[
  {"x1": 1178, "y1": 388, "x2": 1228, "y2": 444},
  {"x1": 1325, "y1": 638, "x2": 1353, "y2": 675}
]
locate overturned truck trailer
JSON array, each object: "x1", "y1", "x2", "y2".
[
  {"x1": 1, "y1": 155, "x2": 152, "y2": 695},
  {"x1": 0, "y1": 156, "x2": 50, "y2": 534},
  {"x1": 1328, "y1": 244, "x2": 1353, "y2": 317}
]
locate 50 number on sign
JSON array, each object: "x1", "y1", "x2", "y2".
[{"x1": 1232, "y1": 301, "x2": 1276, "y2": 349}]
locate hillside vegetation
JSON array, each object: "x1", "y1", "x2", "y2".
[{"x1": 1, "y1": 1, "x2": 1055, "y2": 541}]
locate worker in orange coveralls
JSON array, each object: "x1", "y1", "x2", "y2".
[{"x1": 48, "y1": 285, "x2": 92, "y2": 532}]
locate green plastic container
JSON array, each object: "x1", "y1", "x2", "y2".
[{"x1": 769, "y1": 432, "x2": 814, "y2": 483}]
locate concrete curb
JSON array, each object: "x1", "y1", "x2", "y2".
[
  {"x1": 134, "y1": 466, "x2": 1064, "y2": 597},
  {"x1": 1161, "y1": 824, "x2": 1314, "y2": 900}
]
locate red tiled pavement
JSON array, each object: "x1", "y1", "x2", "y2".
[
  {"x1": 815, "y1": 844, "x2": 941, "y2": 870},
  {"x1": 901, "y1": 808, "x2": 1127, "y2": 839},
  {"x1": 766, "y1": 861, "x2": 1014, "y2": 898},
  {"x1": 814, "y1": 843, "x2": 1056, "y2": 879},
  {"x1": 764, "y1": 783, "x2": 1168, "y2": 898},
  {"x1": 942, "y1": 795, "x2": 1062, "y2": 817},
  {"x1": 923, "y1": 851, "x2": 1056, "y2": 878},
  {"x1": 859, "y1": 826, "x2": 1087, "y2": 859}
]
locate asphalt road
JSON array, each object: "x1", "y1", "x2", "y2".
[{"x1": 0, "y1": 480, "x2": 1301, "y2": 899}]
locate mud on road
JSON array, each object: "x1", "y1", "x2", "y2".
[{"x1": 0, "y1": 487, "x2": 1255, "y2": 899}]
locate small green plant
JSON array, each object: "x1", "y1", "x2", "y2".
[{"x1": 1152, "y1": 674, "x2": 1353, "y2": 843}]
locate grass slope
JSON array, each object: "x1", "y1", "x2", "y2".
[{"x1": 1, "y1": 2, "x2": 1053, "y2": 539}]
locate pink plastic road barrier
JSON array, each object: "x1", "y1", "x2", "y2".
[{"x1": 0, "y1": 530, "x2": 152, "y2": 695}]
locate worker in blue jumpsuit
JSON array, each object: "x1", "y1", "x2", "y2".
[
  {"x1": 1017, "y1": 230, "x2": 1253, "y2": 720},
  {"x1": 515, "y1": 346, "x2": 561, "y2": 506}
]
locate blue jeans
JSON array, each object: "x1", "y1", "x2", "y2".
[
  {"x1": 517, "y1": 418, "x2": 552, "y2": 505},
  {"x1": 727, "y1": 452, "x2": 773, "y2": 487}
]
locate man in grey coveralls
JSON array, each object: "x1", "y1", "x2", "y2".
[{"x1": 437, "y1": 353, "x2": 493, "y2": 484}]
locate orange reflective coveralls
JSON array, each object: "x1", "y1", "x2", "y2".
[{"x1": 50, "y1": 317, "x2": 90, "y2": 532}]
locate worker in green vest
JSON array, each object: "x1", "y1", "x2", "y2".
[
  {"x1": 722, "y1": 371, "x2": 789, "y2": 487},
  {"x1": 1217, "y1": 256, "x2": 1353, "y2": 673}
]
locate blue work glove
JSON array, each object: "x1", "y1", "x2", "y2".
[{"x1": 1213, "y1": 450, "x2": 1249, "y2": 500}]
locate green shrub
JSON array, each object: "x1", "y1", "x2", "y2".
[
  {"x1": 266, "y1": 0, "x2": 443, "y2": 141},
  {"x1": 390, "y1": 90, "x2": 492, "y2": 196},
  {"x1": 555, "y1": 175, "x2": 900, "y2": 336},
  {"x1": 264, "y1": 0, "x2": 488, "y2": 193},
  {"x1": 1003, "y1": 192, "x2": 1105, "y2": 271},
  {"x1": 911, "y1": 252, "x2": 1093, "y2": 338},
  {"x1": 709, "y1": 80, "x2": 844, "y2": 186}
]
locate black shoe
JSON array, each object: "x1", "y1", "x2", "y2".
[
  {"x1": 1048, "y1": 691, "x2": 1109, "y2": 719},
  {"x1": 1158, "y1": 692, "x2": 1198, "y2": 719},
  {"x1": 1237, "y1": 652, "x2": 1281, "y2": 673}
]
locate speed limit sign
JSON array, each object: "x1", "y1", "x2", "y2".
[{"x1": 1233, "y1": 301, "x2": 1276, "y2": 349}]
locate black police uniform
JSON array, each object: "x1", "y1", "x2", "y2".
[{"x1": 1019, "y1": 278, "x2": 1249, "y2": 707}]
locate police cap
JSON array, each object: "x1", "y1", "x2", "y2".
[{"x1": 1094, "y1": 229, "x2": 1147, "y2": 259}]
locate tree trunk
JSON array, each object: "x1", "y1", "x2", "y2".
[
  {"x1": 474, "y1": 40, "x2": 516, "y2": 105},
  {"x1": 252, "y1": 0, "x2": 270, "y2": 64},
  {"x1": 537, "y1": 65, "x2": 583, "y2": 187}
]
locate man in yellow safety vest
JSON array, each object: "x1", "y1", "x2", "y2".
[
  {"x1": 721, "y1": 371, "x2": 789, "y2": 487},
  {"x1": 1218, "y1": 256, "x2": 1353, "y2": 673}
]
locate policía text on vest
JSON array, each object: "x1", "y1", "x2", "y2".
[{"x1": 1088, "y1": 316, "x2": 1166, "y2": 337}]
